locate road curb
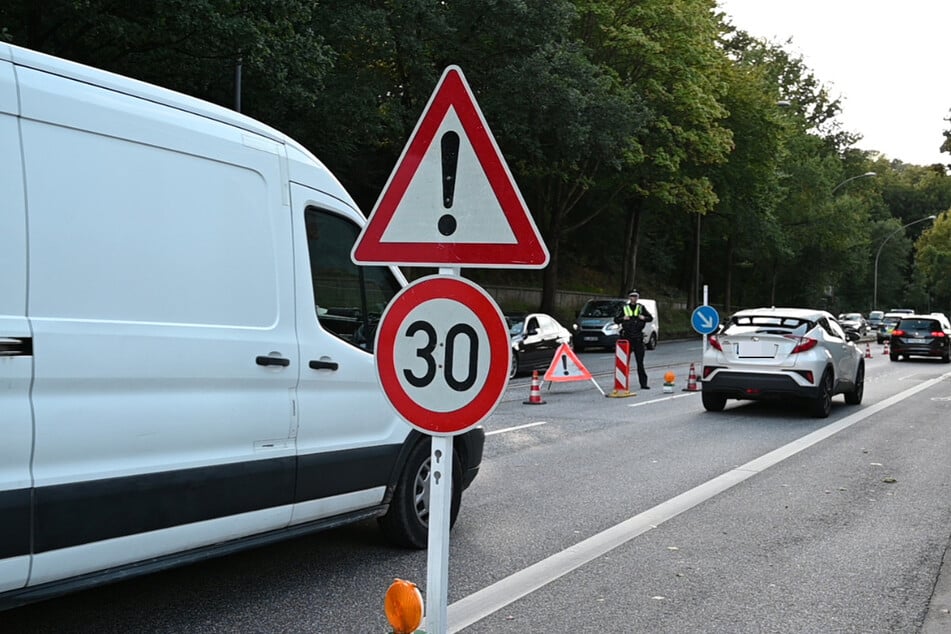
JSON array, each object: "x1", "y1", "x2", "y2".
[{"x1": 922, "y1": 534, "x2": 951, "y2": 633}]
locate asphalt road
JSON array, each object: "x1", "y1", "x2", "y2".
[{"x1": 4, "y1": 338, "x2": 950, "y2": 633}]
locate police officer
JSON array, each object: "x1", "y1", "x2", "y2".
[{"x1": 615, "y1": 290, "x2": 654, "y2": 389}]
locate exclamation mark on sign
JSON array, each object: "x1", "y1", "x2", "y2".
[
  {"x1": 438, "y1": 131, "x2": 460, "y2": 236},
  {"x1": 562, "y1": 355, "x2": 569, "y2": 376}
]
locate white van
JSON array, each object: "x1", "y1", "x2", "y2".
[
  {"x1": 0, "y1": 43, "x2": 484, "y2": 609},
  {"x1": 571, "y1": 297, "x2": 659, "y2": 351}
]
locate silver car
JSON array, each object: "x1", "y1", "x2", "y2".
[{"x1": 701, "y1": 307, "x2": 864, "y2": 418}]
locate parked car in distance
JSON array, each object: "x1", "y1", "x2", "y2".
[
  {"x1": 877, "y1": 312, "x2": 906, "y2": 344},
  {"x1": 888, "y1": 314, "x2": 951, "y2": 362},
  {"x1": 508, "y1": 312, "x2": 573, "y2": 378},
  {"x1": 867, "y1": 310, "x2": 885, "y2": 332},
  {"x1": 701, "y1": 307, "x2": 864, "y2": 418},
  {"x1": 571, "y1": 298, "x2": 659, "y2": 352},
  {"x1": 838, "y1": 312, "x2": 868, "y2": 336}
]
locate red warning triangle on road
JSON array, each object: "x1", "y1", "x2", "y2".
[
  {"x1": 544, "y1": 344, "x2": 593, "y2": 383},
  {"x1": 351, "y1": 65, "x2": 549, "y2": 269}
]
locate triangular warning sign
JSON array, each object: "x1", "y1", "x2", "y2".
[
  {"x1": 352, "y1": 65, "x2": 549, "y2": 268},
  {"x1": 544, "y1": 344, "x2": 593, "y2": 383}
]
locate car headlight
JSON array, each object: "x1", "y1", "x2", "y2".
[
  {"x1": 572, "y1": 323, "x2": 579, "y2": 331},
  {"x1": 602, "y1": 323, "x2": 620, "y2": 335}
]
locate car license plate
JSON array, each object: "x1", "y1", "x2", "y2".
[
  {"x1": 737, "y1": 341, "x2": 776, "y2": 358},
  {"x1": 584, "y1": 336, "x2": 597, "y2": 342},
  {"x1": 907, "y1": 338, "x2": 926, "y2": 344}
]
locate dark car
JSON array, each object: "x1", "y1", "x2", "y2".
[
  {"x1": 867, "y1": 310, "x2": 884, "y2": 332},
  {"x1": 889, "y1": 315, "x2": 951, "y2": 362},
  {"x1": 508, "y1": 312, "x2": 572, "y2": 378}
]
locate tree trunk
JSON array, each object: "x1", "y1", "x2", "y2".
[
  {"x1": 619, "y1": 202, "x2": 642, "y2": 296},
  {"x1": 540, "y1": 242, "x2": 558, "y2": 315},
  {"x1": 725, "y1": 240, "x2": 733, "y2": 313}
]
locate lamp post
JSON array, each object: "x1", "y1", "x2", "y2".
[
  {"x1": 873, "y1": 215, "x2": 937, "y2": 310},
  {"x1": 832, "y1": 171, "x2": 877, "y2": 195}
]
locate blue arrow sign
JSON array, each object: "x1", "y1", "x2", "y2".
[{"x1": 691, "y1": 305, "x2": 720, "y2": 335}]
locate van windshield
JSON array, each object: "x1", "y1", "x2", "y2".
[{"x1": 580, "y1": 301, "x2": 623, "y2": 318}]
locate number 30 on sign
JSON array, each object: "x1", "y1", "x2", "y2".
[{"x1": 374, "y1": 275, "x2": 511, "y2": 435}]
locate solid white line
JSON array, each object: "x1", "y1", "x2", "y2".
[
  {"x1": 446, "y1": 372, "x2": 951, "y2": 632},
  {"x1": 627, "y1": 392, "x2": 699, "y2": 407},
  {"x1": 485, "y1": 421, "x2": 548, "y2": 436}
]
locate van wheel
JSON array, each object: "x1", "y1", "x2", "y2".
[
  {"x1": 379, "y1": 440, "x2": 462, "y2": 549},
  {"x1": 646, "y1": 332, "x2": 657, "y2": 350}
]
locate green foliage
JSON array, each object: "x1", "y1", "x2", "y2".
[
  {"x1": 2, "y1": 0, "x2": 950, "y2": 313},
  {"x1": 915, "y1": 211, "x2": 951, "y2": 309}
]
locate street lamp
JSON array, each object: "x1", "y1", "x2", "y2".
[
  {"x1": 832, "y1": 171, "x2": 877, "y2": 195},
  {"x1": 872, "y1": 215, "x2": 937, "y2": 310}
]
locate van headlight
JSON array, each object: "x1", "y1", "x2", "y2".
[{"x1": 603, "y1": 323, "x2": 620, "y2": 335}]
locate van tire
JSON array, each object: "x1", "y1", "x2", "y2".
[
  {"x1": 646, "y1": 332, "x2": 657, "y2": 350},
  {"x1": 379, "y1": 440, "x2": 462, "y2": 549}
]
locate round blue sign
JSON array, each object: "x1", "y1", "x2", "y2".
[{"x1": 691, "y1": 305, "x2": 720, "y2": 335}]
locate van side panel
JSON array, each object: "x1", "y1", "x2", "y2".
[
  {"x1": 0, "y1": 56, "x2": 33, "y2": 593},
  {"x1": 287, "y1": 184, "x2": 407, "y2": 525},
  {"x1": 18, "y1": 65, "x2": 300, "y2": 582}
]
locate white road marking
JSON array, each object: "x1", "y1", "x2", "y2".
[
  {"x1": 486, "y1": 421, "x2": 548, "y2": 436},
  {"x1": 445, "y1": 371, "x2": 951, "y2": 632},
  {"x1": 628, "y1": 392, "x2": 699, "y2": 407}
]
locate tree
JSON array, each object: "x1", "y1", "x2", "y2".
[
  {"x1": 914, "y1": 211, "x2": 951, "y2": 310},
  {"x1": 0, "y1": 0, "x2": 332, "y2": 127},
  {"x1": 591, "y1": 0, "x2": 732, "y2": 299}
]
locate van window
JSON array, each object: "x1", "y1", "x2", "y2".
[{"x1": 305, "y1": 207, "x2": 401, "y2": 351}]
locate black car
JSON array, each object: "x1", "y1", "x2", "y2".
[
  {"x1": 889, "y1": 315, "x2": 951, "y2": 362},
  {"x1": 508, "y1": 312, "x2": 573, "y2": 378}
]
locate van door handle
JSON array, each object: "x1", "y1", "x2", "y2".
[
  {"x1": 256, "y1": 355, "x2": 290, "y2": 367},
  {"x1": 309, "y1": 360, "x2": 339, "y2": 371},
  {"x1": 0, "y1": 337, "x2": 32, "y2": 357}
]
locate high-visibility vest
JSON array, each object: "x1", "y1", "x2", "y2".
[{"x1": 623, "y1": 304, "x2": 641, "y2": 318}]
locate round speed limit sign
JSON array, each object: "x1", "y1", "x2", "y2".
[{"x1": 375, "y1": 275, "x2": 510, "y2": 435}]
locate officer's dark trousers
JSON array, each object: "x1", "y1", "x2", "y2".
[{"x1": 624, "y1": 337, "x2": 649, "y2": 388}]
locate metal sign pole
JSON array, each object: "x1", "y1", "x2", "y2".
[
  {"x1": 703, "y1": 284, "x2": 709, "y2": 354},
  {"x1": 425, "y1": 265, "x2": 461, "y2": 634},
  {"x1": 426, "y1": 434, "x2": 453, "y2": 634}
]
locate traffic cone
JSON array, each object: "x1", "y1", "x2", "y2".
[
  {"x1": 865, "y1": 342, "x2": 872, "y2": 359},
  {"x1": 683, "y1": 362, "x2": 701, "y2": 392},
  {"x1": 523, "y1": 370, "x2": 546, "y2": 405},
  {"x1": 882, "y1": 339, "x2": 889, "y2": 355}
]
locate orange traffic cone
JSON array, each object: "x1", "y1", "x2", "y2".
[
  {"x1": 865, "y1": 342, "x2": 872, "y2": 359},
  {"x1": 683, "y1": 362, "x2": 700, "y2": 392},
  {"x1": 882, "y1": 339, "x2": 890, "y2": 355},
  {"x1": 523, "y1": 370, "x2": 546, "y2": 405}
]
